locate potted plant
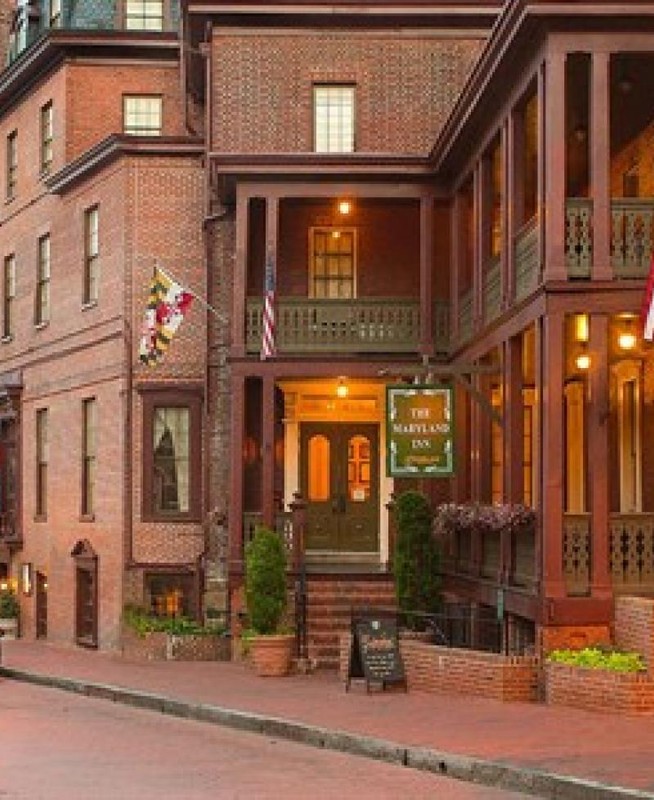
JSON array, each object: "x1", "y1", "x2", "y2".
[
  {"x1": 0, "y1": 586, "x2": 20, "y2": 640},
  {"x1": 393, "y1": 490, "x2": 441, "y2": 636},
  {"x1": 244, "y1": 524, "x2": 294, "y2": 676}
]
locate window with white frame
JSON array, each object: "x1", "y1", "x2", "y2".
[
  {"x1": 3, "y1": 254, "x2": 15, "y2": 339},
  {"x1": 313, "y1": 85, "x2": 355, "y2": 153},
  {"x1": 82, "y1": 398, "x2": 96, "y2": 517},
  {"x1": 6, "y1": 130, "x2": 17, "y2": 201},
  {"x1": 50, "y1": 0, "x2": 62, "y2": 27},
  {"x1": 123, "y1": 96, "x2": 163, "y2": 136},
  {"x1": 35, "y1": 234, "x2": 50, "y2": 326},
  {"x1": 84, "y1": 206, "x2": 99, "y2": 304},
  {"x1": 125, "y1": 0, "x2": 164, "y2": 31},
  {"x1": 40, "y1": 102, "x2": 53, "y2": 174}
]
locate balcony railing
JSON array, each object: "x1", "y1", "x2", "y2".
[
  {"x1": 482, "y1": 257, "x2": 501, "y2": 324},
  {"x1": 246, "y1": 298, "x2": 426, "y2": 354},
  {"x1": 514, "y1": 217, "x2": 539, "y2": 301},
  {"x1": 563, "y1": 512, "x2": 654, "y2": 596},
  {"x1": 565, "y1": 198, "x2": 654, "y2": 279},
  {"x1": 457, "y1": 290, "x2": 473, "y2": 346}
]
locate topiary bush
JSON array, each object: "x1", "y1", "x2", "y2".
[
  {"x1": 245, "y1": 525, "x2": 288, "y2": 636},
  {"x1": 0, "y1": 587, "x2": 19, "y2": 618},
  {"x1": 393, "y1": 490, "x2": 441, "y2": 629}
]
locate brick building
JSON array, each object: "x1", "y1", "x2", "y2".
[{"x1": 0, "y1": 1, "x2": 653, "y2": 662}]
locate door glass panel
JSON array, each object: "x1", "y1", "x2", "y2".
[
  {"x1": 308, "y1": 435, "x2": 330, "y2": 501},
  {"x1": 347, "y1": 435, "x2": 370, "y2": 502}
]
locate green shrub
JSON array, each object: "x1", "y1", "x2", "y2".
[
  {"x1": 123, "y1": 605, "x2": 220, "y2": 638},
  {"x1": 548, "y1": 646, "x2": 646, "y2": 673},
  {"x1": 245, "y1": 525, "x2": 287, "y2": 635},
  {"x1": 393, "y1": 490, "x2": 441, "y2": 629},
  {"x1": 0, "y1": 587, "x2": 19, "y2": 618}
]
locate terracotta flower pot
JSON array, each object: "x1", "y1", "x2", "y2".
[{"x1": 250, "y1": 633, "x2": 294, "y2": 677}]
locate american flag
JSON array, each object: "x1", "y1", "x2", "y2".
[
  {"x1": 261, "y1": 252, "x2": 276, "y2": 359},
  {"x1": 642, "y1": 255, "x2": 654, "y2": 340}
]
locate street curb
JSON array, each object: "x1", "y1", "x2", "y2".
[{"x1": 2, "y1": 666, "x2": 652, "y2": 800}]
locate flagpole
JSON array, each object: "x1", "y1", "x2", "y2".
[{"x1": 155, "y1": 263, "x2": 228, "y2": 323}]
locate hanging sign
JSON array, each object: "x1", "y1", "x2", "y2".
[{"x1": 386, "y1": 384, "x2": 454, "y2": 478}]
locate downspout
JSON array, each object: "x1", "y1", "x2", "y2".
[{"x1": 201, "y1": 21, "x2": 213, "y2": 616}]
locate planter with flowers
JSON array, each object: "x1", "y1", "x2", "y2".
[{"x1": 435, "y1": 502, "x2": 536, "y2": 583}]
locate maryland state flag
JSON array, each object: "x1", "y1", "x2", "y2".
[{"x1": 139, "y1": 267, "x2": 194, "y2": 365}]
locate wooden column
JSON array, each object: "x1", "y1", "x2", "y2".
[
  {"x1": 473, "y1": 162, "x2": 485, "y2": 328},
  {"x1": 261, "y1": 194, "x2": 279, "y2": 528},
  {"x1": 506, "y1": 109, "x2": 524, "y2": 306},
  {"x1": 232, "y1": 188, "x2": 249, "y2": 358},
  {"x1": 229, "y1": 374, "x2": 246, "y2": 571},
  {"x1": 543, "y1": 51, "x2": 568, "y2": 281},
  {"x1": 470, "y1": 369, "x2": 483, "y2": 501},
  {"x1": 419, "y1": 193, "x2": 434, "y2": 356},
  {"x1": 590, "y1": 51, "x2": 612, "y2": 281},
  {"x1": 261, "y1": 374, "x2": 276, "y2": 528},
  {"x1": 540, "y1": 311, "x2": 566, "y2": 600},
  {"x1": 452, "y1": 381, "x2": 470, "y2": 503},
  {"x1": 450, "y1": 193, "x2": 463, "y2": 343},
  {"x1": 504, "y1": 335, "x2": 524, "y2": 503},
  {"x1": 588, "y1": 313, "x2": 612, "y2": 596}
]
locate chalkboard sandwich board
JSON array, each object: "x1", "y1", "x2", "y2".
[{"x1": 346, "y1": 610, "x2": 406, "y2": 693}]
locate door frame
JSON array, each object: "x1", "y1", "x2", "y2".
[{"x1": 300, "y1": 421, "x2": 380, "y2": 555}]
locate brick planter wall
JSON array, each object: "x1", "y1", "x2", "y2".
[
  {"x1": 614, "y1": 596, "x2": 654, "y2": 671},
  {"x1": 122, "y1": 629, "x2": 230, "y2": 661},
  {"x1": 339, "y1": 634, "x2": 538, "y2": 702},
  {"x1": 546, "y1": 662, "x2": 654, "y2": 715}
]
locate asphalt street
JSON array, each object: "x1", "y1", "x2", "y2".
[{"x1": 0, "y1": 681, "x2": 533, "y2": 800}]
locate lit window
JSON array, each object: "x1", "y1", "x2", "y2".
[
  {"x1": 40, "y1": 102, "x2": 53, "y2": 174},
  {"x1": 126, "y1": 0, "x2": 164, "y2": 31},
  {"x1": 6, "y1": 131, "x2": 17, "y2": 201},
  {"x1": 3, "y1": 254, "x2": 15, "y2": 339},
  {"x1": 84, "y1": 206, "x2": 99, "y2": 304},
  {"x1": 35, "y1": 234, "x2": 50, "y2": 326},
  {"x1": 314, "y1": 85, "x2": 355, "y2": 153},
  {"x1": 123, "y1": 96, "x2": 162, "y2": 136},
  {"x1": 310, "y1": 228, "x2": 356, "y2": 299}
]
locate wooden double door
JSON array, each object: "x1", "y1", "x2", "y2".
[{"x1": 300, "y1": 423, "x2": 379, "y2": 553}]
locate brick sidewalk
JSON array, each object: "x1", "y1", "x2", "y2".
[{"x1": 2, "y1": 640, "x2": 654, "y2": 797}]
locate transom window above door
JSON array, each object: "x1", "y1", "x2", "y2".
[
  {"x1": 313, "y1": 85, "x2": 355, "y2": 153},
  {"x1": 310, "y1": 228, "x2": 356, "y2": 299}
]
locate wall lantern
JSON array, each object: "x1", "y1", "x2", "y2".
[
  {"x1": 21, "y1": 563, "x2": 33, "y2": 596},
  {"x1": 337, "y1": 200, "x2": 351, "y2": 216},
  {"x1": 575, "y1": 349, "x2": 591, "y2": 371},
  {"x1": 617, "y1": 317, "x2": 637, "y2": 351},
  {"x1": 336, "y1": 378, "x2": 349, "y2": 399}
]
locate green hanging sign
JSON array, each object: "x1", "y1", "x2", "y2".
[{"x1": 386, "y1": 385, "x2": 454, "y2": 478}]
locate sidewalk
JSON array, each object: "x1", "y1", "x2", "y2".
[{"x1": 2, "y1": 639, "x2": 654, "y2": 799}]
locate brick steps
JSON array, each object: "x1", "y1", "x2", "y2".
[{"x1": 304, "y1": 575, "x2": 396, "y2": 670}]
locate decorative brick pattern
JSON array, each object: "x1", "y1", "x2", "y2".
[{"x1": 211, "y1": 31, "x2": 485, "y2": 156}]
